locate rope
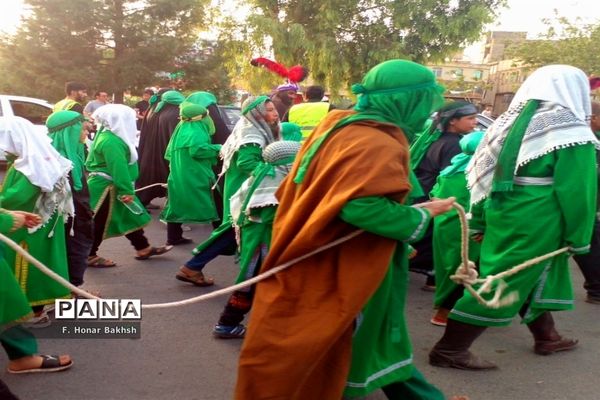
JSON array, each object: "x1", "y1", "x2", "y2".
[
  {"x1": 134, "y1": 183, "x2": 167, "y2": 193},
  {"x1": 449, "y1": 203, "x2": 569, "y2": 309},
  {"x1": 0, "y1": 202, "x2": 569, "y2": 310},
  {"x1": 0, "y1": 230, "x2": 364, "y2": 309}
]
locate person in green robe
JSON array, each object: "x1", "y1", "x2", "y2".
[
  {"x1": 0, "y1": 209, "x2": 73, "y2": 375},
  {"x1": 213, "y1": 138, "x2": 302, "y2": 338},
  {"x1": 86, "y1": 104, "x2": 171, "y2": 261},
  {"x1": 234, "y1": 60, "x2": 457, "y2": 400},
  {"x1": 429, "y1": 130, "x2": 484, "y2": 327},
  {"x1": 0, "y1": 117, "x2": 73, "y2": 321},
  {"x1": 430, "y1": 65, "x2": 598, "y2": 370},
  {"x1": 408, "y1": 101, "x2": 479, "y2": 290},
  {"x1": 160, "y1": 103, "x2": 221, "y2": 232},
  {"x1": 175, "y1": 96, "x2": 281, "y2": 286}
]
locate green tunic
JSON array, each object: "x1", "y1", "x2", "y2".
[
  {"x1": 86, "y1": 130, "x2": 151, "y2": 238},
  {"x1": 452, "y1": 145, "x2": 597, "y2": 326},
  {"x1": 0, "y1": 212, "x2": 33, "y2": 326},
  {"x1": 0, "y1": 168, "x2": 71, "y2": 306},
  {"x1": 193, "y1": 144, "x2": 263, "y2": 254},
  {"x1": 339, "y1": 196, "x2": 442, "y2": 399},
  {"x1": 430, "y1": 173, "x2": 481, "y2": 308},
  {"x1": 160, "y1": 127, "x2": 221, "y2": 224}
]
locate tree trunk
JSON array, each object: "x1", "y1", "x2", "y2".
[{"x1": 111, "y1": 0, "x2": 125, "y2": 104}]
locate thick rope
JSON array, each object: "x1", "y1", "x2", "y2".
[
  {"x1": 0, "y1": 202, "x2": 569, "y2": 310},
  {"x1": 0, "y1": 230, "x2": 364, "y2": 309}
]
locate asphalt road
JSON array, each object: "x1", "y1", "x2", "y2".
[{"x1": 2, "y1": 201, "x2": 600, "y2": 400}]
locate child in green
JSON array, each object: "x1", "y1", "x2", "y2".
[
  {"x1": 430, "y1": 131, "x2": 484, "y2": 326},
  {"x1": 213, "y1": 131, "x2": 302, "y2": 338}
]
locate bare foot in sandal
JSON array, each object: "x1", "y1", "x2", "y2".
[
  {"x1": 175, "y1": 266, "x2": 214, "y2": 287},
  {"x1": 87, "y1": 256, "x2": 116, "y2": 268},
  {"x1": 8, "y1": 354, "x2": 72, "y2": 374}
]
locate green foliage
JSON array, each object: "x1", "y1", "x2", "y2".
[
  {"x1": 508, "y1": 14, "x2": 600, "y2": 76},
  {"x1": 217, "y1": 0, "x2": 505, "y2": 99},
  {"x1": 0, "y1": 0, "x2": 231, "y2": 103}
]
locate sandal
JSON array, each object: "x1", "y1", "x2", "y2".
[
  {"x1": 135, "y1": 245, "x2": 173, "y2": 260},
  {"x1": 175, "y1": 269, "x2": 215, "y2": 287},
  {"x1": 7, "y1": 355, "x2": 73, "y2": 374},
  {"x1": 23, "y1": 311, "x2": 51, "y2": 329},
  {"x1": 87, "y1": 256, "x2": 117, "y2": 268}
]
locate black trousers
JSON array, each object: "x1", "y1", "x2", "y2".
[
  {"x1": 90, "y1": 198, "x2": 149, "y2": 256},
  {"x1": 573, "y1": 218, "x2": 600, "y2": 299}
]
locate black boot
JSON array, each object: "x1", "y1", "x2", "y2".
[
  {"x1": 429, "y1": 319, "x2": 497, "y2": 370},
  {"x1": 526, "y1": 312, "x2": 578, "y2": 355}
]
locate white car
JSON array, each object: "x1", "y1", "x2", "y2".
[{"x1": 0, "y1": 95, "x2": 54, "y2": 161}]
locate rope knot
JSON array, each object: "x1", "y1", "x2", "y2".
[{"x1": 450, "y1": 261, "x2": 479, "y2": 285}]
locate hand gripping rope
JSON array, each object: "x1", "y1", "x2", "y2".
[{"x1": 0, "y1": 203, "x2": 569, "y2": 310}]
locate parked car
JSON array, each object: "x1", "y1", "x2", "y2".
[
  {"x1": 0, "y1": 95, "x2": 54, "y2": 162},
  {"x1": 216, "y1": 105, "x2": 241, "y2": 132},
  {"x1": 0, "y1": 94, "x2": 53, "y2": 130},
  {"x1": 475, "y1": 113, "x2": 494, "y2": 131}
]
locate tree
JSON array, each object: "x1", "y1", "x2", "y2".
[
  {"x1": 217, "y1": 0, "x2": 506, "y2": 98},
  {"x1": 508, "y1": 15, "x2": 600, "y2": 76},
  {"x1": 0, "y1": 0, "x2": 213, "y2": 103}
]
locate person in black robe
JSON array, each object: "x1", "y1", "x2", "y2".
[{"x1": 136, "y1": 89, "x2": 183, "y2": 206}]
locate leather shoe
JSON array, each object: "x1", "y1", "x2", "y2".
[
  {"x1": 429, "y1": 348, "x2": 497, "y2": 370},
  {"x1": 534, "y1": 337, "x2": 578, "y2": 355}
]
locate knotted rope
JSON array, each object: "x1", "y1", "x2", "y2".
[
  {"x1": 449, "y1": 203, "x2": 569, "y2": 309},
  {"x1": 0, "y1": 202, "x2": 568, "y2": 309}
]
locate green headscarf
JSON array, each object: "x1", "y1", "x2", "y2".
[
  {"x1": 409, "y1": 101, "x2": 478, "y2": 170},
  {"x1": 185, "y1": 91, "x2": 218, "y2": 108},
  {"x1": 294, "y1": 59, "x2": 445, "y2": 183},
  {"x1": 439, "y1": 130, "x2": 485, "y2": 177},
  {"x1": 242, "y1": 95, "x2": 270, "y2": 115},
  {"x1": 46, "y1": 110, "x2": 85, "y2": 191},
  {"x1": 281, "y1": 122, "x2": 303, "y2": 141},
  {"x1": 165, "y1": 102, "x2": 216, "y2": 161},
  {"x1": 154, "y1": 90, "x2": 185, "y2": 113}
]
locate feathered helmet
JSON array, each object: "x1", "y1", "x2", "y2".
[{"x1": 250, "y1": 57, "x2": 309, "y2": 92}]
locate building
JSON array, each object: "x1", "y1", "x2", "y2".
[
  {"x1": 483, "y1": 31, "x2": 527, "y2": 63},
  {"x1": 482, "y1": 59, "x2": 532, "y2": 117},
  {"x1": 427, "y1": 61, "x2": 490, "y2": 105}
]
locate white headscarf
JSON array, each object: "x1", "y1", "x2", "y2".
[
  {"x1": 0, "y1": 116, "x2": 74, "y2": 232},
  {"x1": 510, "y1": 64, "x2": 591, "y2": 121},
  {"x1": 92, "y1": 104, "x2": 138, "y2": 164},
  {"x1": 0, "y1": 116, "x2": 72, "y2": 192},
  {"x1": 467, "y1": 65, "x2": 598, "y2": 205}
]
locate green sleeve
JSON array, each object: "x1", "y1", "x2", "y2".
[
  {"x1": 236, "y1": 144, "x2": 263, "y2": 175},
  {"x1": 103, "y1": 140, "x2": 135, "y2": 196},
  {"x1": 191, "y1": 144, "x2": 221, "y2": 160},
  {"x1": 0, "y1": 170, "x2": 40, "y2": 212},
  {"x1": 0, "y1": 212, "x2": 15, "y2": 233},
  {"x1": 554, "y1": 144, "x2": 597, "y2": 254},
  {"x1": 339, "y1": 196, "x2": 431, "y2": 242}
]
